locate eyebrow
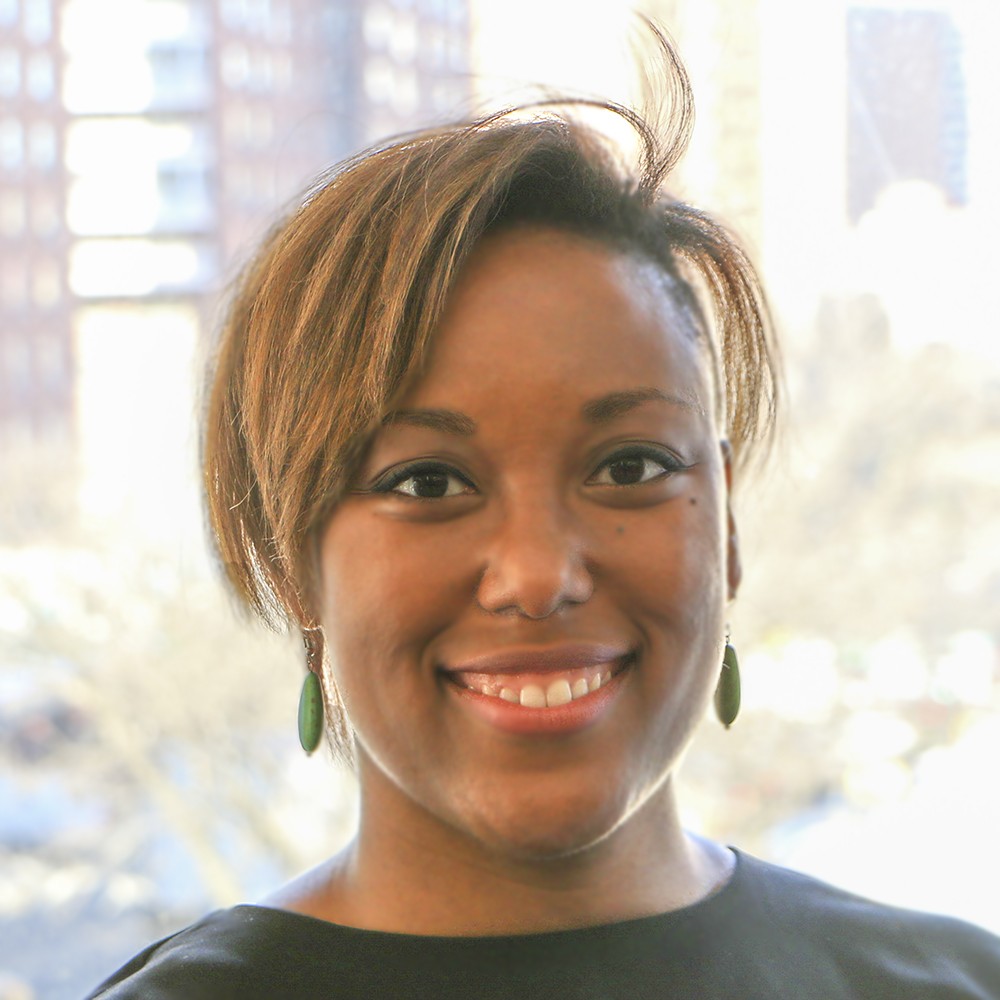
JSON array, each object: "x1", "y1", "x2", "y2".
[
  {"x1": 380, "y1": 387, "x2": 702, "y2": 437},
  {"x1": 381, "y1": 408, "x2": 477, "y2": 436},
  {"x1": 582, "y1": 387, "x2": 704, "y2": 423}
]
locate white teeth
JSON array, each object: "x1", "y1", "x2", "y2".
[
  {"x1": 519, "y1": 685, "x2": 547, "y2": 708},
  {"x1": 546, "y1": 678, "x2": 573, "y2": 707},
  {"x1": 463, "y1": 664, "x2": 623, "y2": 707}
]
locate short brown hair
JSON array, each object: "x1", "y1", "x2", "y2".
[{"x1": 202, "y1": 30, "x2": 779, "y2": 642}]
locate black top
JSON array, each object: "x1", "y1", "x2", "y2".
[{"x1": 84, "y1": 851, "x2": 1000, "y2": 999}]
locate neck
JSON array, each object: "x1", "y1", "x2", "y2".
[{"x1": 289, "y1": 779, "x2": 731, "y2": 936}]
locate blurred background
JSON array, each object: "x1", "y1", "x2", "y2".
[{"x1": 1, "y1": 0, "x2": 998, "y2": 996}]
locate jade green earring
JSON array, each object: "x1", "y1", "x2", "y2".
[
  {"x1": 298, "y1": 632, "x2": 324, "y2": 754},
  {"x1": 714, "y1": 634, "x2": 741, "y2": 729}
]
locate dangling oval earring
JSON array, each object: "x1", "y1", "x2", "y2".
[
  {"x1": 714, "y1": 631, "x2": 741, "y2": 730},
  {"x1": 298, "y1": 631, "x2": 325, "y2": 754}
]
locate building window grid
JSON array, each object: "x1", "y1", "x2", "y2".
[{"x1": 0, "y1": 0, "x2": 473, "y2": 437}]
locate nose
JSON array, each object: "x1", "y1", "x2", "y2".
[{"x1": 475, "y1": 494, "x2": 594, "y2": 619}]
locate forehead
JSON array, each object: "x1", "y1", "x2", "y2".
[{"x1": 401, "y1": 226, "x2": 714, "y2": 418}]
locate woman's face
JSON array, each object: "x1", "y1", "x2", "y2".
[{"x1": 318, "y1": 226, "x2": 739, "y2": 862}]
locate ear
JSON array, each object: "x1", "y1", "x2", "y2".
[{"x1": 720, "y1": 440, "x2": 742, "y2": 602}]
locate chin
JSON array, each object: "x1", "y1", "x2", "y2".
[{"x1": 453, "y1": 779, "x2": 645, "y2": 865}]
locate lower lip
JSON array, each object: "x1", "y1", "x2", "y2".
[{"x1": 446, "y1": 668, "x2": 627, "y2": 736}]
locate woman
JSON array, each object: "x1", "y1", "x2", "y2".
[{"x1": 86, "y1": 35, "x2": 1000, "y2": 999}]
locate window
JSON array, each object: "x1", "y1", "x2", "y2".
[
  {"x1": 220, "y1": 0, "x2": 273, "y2": 34},
  {"x1": 28, "y1": 121, "x2": 57, "y2": 170},
  {"x1": 157, "y1": 166, "x2": 213, "y2": 229},
  {"x1": 0, "y1": 49, "x2": 20, "y2": 98},
  {"x1": 36, "y1": 328, "x2": 67, "y2": 391},
  {"x1": 22, "y1": 0, "x2": 52, "y2": 44},
  {"x1": 363, "y1": 5, "x2": 393, "y2": 49},
  {"x1": 270, "y1": 2, "x2": 291, "y2": 44},
  {"x1": 31, "y1": 257, "x2": 60, "y2": 307},
  {"x1": 69, "y1": 237, "x2": 215, "y2": 296},
  {"x1": 222, "y1": 45, "x2": 275, "y2": 93},
  {"x1": 246, "y1": 0, "x2": 272, "y2": 34},
  {"x1": 148, "y1": 46, "x2": 210, "y2": 107},
  {"x1": 363, "y1": 56, "x2": 395, "y2": 105},
  {"x1": 219, "y1": 0, "x2": 242, "y2": 27},
  {"x1": 388, "y1": 16, "x2": 418, "y2": 64},
  {"x1": 1, "y1": 257, "x2": 26, "y2": 304},
  {"x1": 30, "y1": 192, "x2": 59, "y2": 235},
  {"x1": 248, "y1": 50, "x2": 273, "y2": 92},
  {"x1": 221, "y1": 43, "x2": 250, "y2": 88},
  {"x1": 390, "y1": 68, "x2": 417, "y2": 114},
  {"x1": 0, "y1": 188, "x2": 26, "y2": 234},
  {"x1": 62, "y1": 54, "x2": 154, "y2": 114},
  {"x1": 26, "y1": 53, "x2": 54, "y2": 101},
  {"x1": 0, "y1": 118, "x2": 24, "y2": 170},
  {"x1": 273, "y1": 51, "x2": 292, "y2": 91},
  {"x1": 0, "y1": 0, "x2": 18, "y2": 29}
]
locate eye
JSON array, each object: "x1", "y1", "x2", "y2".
[
  {"x1": 371, "y1": 462, "x2": 475, "y2": 500},
  {"x1": 587, "y1": 446, "x2": 685, "y2": 487}
]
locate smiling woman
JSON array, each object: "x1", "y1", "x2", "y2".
[
  {"x1": 83, "y1": 27, "x2": 1000, "y2": 1000},
  {"x1": 316, "y1": 227, "x2": 736, "y2": 889}
]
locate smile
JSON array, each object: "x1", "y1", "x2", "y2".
[
  {"x1": 451, "y1": 664, "x2": 613, "y2": 708},
  {"x1": 440, "y1": 644, "x2": 634, "y2": 734}
]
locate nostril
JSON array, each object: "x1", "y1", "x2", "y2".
[{"x1": 475, "y1": 560, "x2": 594, "y2": 619}]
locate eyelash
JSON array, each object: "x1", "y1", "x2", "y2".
[
  {"x1": 369, "y1": 461, "x2": 475, "y2": 500},
  {"x1": 587, "y1": 445, "x2": 688, "y2": 486},
  {"x1": 367, "y1": 445, "x2": 687, "y2": 500}
]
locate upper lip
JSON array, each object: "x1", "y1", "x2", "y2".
[{"x1": 442, "y1": 642, "x2": 632, "y2": 676}]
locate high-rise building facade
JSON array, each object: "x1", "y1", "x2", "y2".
[
  {"x1": 1, "y1": 0, "x2": 69, "y2": 444},
  {"x1": 846, "y1": 6, "x2": 967, "y2": 223},
  {"x1": 0, "y1": 0, "x2": 470, "y2": 452}
]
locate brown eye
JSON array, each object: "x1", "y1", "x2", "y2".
[
  {"x1": 373, "y1": 462, "x2": 476, "y2": 499},
  {"x1": 588, "y1": 447, "x2": 685, "y2": 488},
  {"x1": 405, "y1": 472, "x2": 452, "y2": 498},
  {"x1": 607, "y1": 457, "x2": 647, "y2": 485}
]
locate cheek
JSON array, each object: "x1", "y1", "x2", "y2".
[
  {"x1": 618, "y1": 490, "x2": 727, "y2": 720},
  {"x1": 618, "y1": 488, "x2": 727, "y2": 605},
  {"x1": 318, "y1": 511, "x2": 469, "y2": 688}
]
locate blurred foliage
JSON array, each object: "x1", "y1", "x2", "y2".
[
  {"x1": 735, "y1": 292, "x2": 1000, "y2": 650},
  {"x1": 0, "y1": 462, "x2": 355, "y2": 920}
]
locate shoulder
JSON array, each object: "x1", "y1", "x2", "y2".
[
  {"x1": 83, "y1": 905, "x2": 347, "y2": 1000},
  {"x1": 729, "y1": 850, "x2": 1000, "y2": 997}
]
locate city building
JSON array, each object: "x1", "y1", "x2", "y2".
[{"x1": 0, "y1": 0, "x2": 470, "y2": 479}]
